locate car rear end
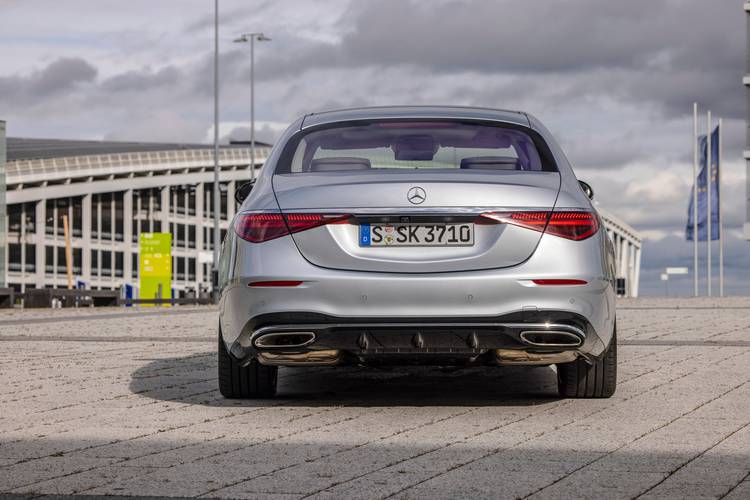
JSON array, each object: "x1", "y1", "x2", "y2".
[{"x1": 218, "y1": 107, "x2": 616, "y2": 398}]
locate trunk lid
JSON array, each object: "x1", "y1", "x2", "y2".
[{"x1": 272, "y1": 171, "x2": 560, "y2": 273}]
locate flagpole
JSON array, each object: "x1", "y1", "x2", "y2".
[
  {"x1": 706, "y1": 110, "x2": 712, "y2": 297},
  {"x1": 693, "y1": 103, "x2": 699, "y2": 297},
  {"x1": 718, "y1": 117, "x2": 724, "y2": 297}
]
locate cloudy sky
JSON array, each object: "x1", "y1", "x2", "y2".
[{"x1": 0, "y1": 0, "x2": 747, "y2": 296}]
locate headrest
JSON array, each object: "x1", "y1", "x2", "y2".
[
  {"x1": 459, "y1": 156, "x2": 520, "y2": 170},
  {"x1": 309, "y1": 157, "x2": 372, "y2": 172}
]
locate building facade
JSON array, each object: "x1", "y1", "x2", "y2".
[
  {"x1": 3, "y1": 138, "x2": 642, "y2": 297},
  {"x1": 599, "y1": 207, "x2": 642, "y2": 297},
  {"x1": 5, "y1": 139, "x2": 269, "y2": 297}
]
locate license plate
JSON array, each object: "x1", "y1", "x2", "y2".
[{"x1": 359, "y1": 223, "x2": 474, "y2": 247}]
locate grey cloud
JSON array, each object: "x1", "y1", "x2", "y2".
[
  {"x1": 101, "y1": 66, "x2": 181, "y2": 92},
  {"x1": 256, "y1": 0, "x2": 741, "y2": 76},
  {"x1": 0, "y1": 57, "x2": 97, "y2": 103},
  {"x1": 182, "y1": 2, "x2": 273, "y2": 33},
  {"x1": 248, "y1": 0, "x2": 743, "y2": 130},
  {"x1": 28, "y1": 57, "x2": 97, "y2": 95}
]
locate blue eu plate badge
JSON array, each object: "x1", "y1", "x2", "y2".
[{"x1": 359, "y1": 223, "x2": 371, "y2": 246}]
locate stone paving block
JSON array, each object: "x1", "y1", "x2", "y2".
[
  {"x1": 639, "y1": 482, "x2": 735, "y2": 499},
  {"x1": 398, "y1": 469, "x2": 567, "y2": 500},
  {"x1": 723, "y1": 480, "x2": 750, "y2": 500},
  {"x1": 9, "y1": 465, "x2": 160, "y2": 495},
  {"x1": 530, "y1": 470, "x2": 669, "y2": 499},
  {"x1": 0, "y1": 456, "x2": 116, "y2": 491}
]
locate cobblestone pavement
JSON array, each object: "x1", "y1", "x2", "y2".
[{"x1": 2, "y1": 299, "x2": 750, "y2": 499}]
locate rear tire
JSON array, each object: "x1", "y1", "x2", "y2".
[
  {"x1": 557, "y1": 327, "x2": 617, "y2": 398},
  {"x1": 218, "y1": 332, "x2": 278, "y2": 398}
]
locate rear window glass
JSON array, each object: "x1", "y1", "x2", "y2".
[{"x1": 280, "y1": 121, "x2": 556, "y2": 174}]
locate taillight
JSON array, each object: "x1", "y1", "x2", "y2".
[
  {"x1": 476, "y1": 211, "x2": 599, "y2": 241},
  {"x1": 234, "y1": 213, "x2": 350, "y2": 243},
  {"x1": 545, "y1": 212, "x2": 599, "y2": 240}
]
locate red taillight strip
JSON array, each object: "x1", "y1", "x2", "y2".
[
  {"x1": 476, "y1": 210, "x2": 598, "y2": 241},
  {"x1": 234, "y1": 212, "x2": 351, "y2": 243},
  {"x1": 532, "y1": 279, "x2": 588, "y2": 286},
  {"x1": 248, "y1": 280, "x2": 304, "y2": 287}
]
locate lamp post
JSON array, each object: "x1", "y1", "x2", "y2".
[
  {"x1": 212, "y1": 0, "x2": 220, "y2": 298},
  {"x1": 233, "y1": 32, "x2": 271, "y2": 181}
]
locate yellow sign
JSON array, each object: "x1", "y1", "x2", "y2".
[{"x1": 139, "y1": 233, "x2": 171, "y2": 304}]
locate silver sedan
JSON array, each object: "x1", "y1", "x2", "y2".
[{"x1": 218, "y1": 106, "x2": 617, "y2": 399}]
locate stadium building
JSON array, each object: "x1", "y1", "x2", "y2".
[{"x1": 1, "y1": 134, "x2": 643, "y2": 297}]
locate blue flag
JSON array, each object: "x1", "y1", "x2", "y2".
[{"x1": 686, "y1": 126, "x2": 719, "y2": 241}]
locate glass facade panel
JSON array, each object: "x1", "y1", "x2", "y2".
[
  {"x1": 56, "y1": 246, "x2": 66, "y2": 274},
  {"x1": 220, "y1": 183, "x2": 228, "y2": 220},
  {"x1": 188, "y1": 186, "x2": 196, "y2": 215},
  {"x1": 204, "y1": 183, "x2": 213, "y2": 218},
  {"x1": 73, "y1": 248, "x2": 82, "y2": 275},
  {"x1": 152, "y1": 188, "x2": 161, "y2": 211},
  {"x1": 188, "y1": 258, "x2": 196, "y2": 281},
  {"x1": 45, "y1": 200, "x2": 54, "y2": 235},
  {"x1": 100, "y1": 193, "x2": 112, "y2": 240},
  {"x1": 8, "y1": 204, "x2": 21, "y2": 234},
  {"x1": 174, "y1": 186, "x2": 186, "y2": 215},
  {"x1": 91, "y1": 195, "x2": 99, "y2": 239},
  {"x1": 114, "y1": 192, "x2": 124, "y2": 241},
  {"x1": 72, "y1": 197, "x2": 82, "y2": 237},
  {"x1": 55, "y1": 198, "x2": 69, "y2": 237},
  {"x1": 8, "y1": 243, "x2": 21, "y2": 272},
  {"x1": 25, "y1": 244, "x2": 35, "y2": 272},
  {"x1": 101, "y1": 251, "x2": 112, "y2": 277},
  {"x1": 115, "y1": 251, "x2": 123, "y2": 277},
  {"x1": 25, "y1": 202, "x2": 35, "y2": 234},
  {"x1": 188, "y1": 226, "x2": 196, "y2": 249},
  {"x1": 177, "y1": 257, "x2": 185, "y2": 281},
  {"x1": 177, "y1": 224, "x2": 185, "y2": 246},
  {"x1": 45, "y1": 246, "x2": 54, "y2": 274}
]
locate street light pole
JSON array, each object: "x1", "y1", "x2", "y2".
[
  {"x1": 234, "y1": 33, "x2": 271, "y2": 180},
  {"x1": 212, "y1": 0, "x2": 220, "y2": 296}
]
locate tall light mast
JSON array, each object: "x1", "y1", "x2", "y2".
[{"x1": 745, "y1": 2, "x2": 750, "y2": 240}]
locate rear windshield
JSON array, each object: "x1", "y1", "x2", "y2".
[{"x1": 278, "y1": 121, "x2": 556, "y2": 174}]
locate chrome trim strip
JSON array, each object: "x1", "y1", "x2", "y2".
[{"x1": 250, "y1": 322, "x2": 585, "y2": 346}]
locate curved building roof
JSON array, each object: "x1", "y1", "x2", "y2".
[{"x1": 6, "y1": 137, "x2": 272, "y2": 162}]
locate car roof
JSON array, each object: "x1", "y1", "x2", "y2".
[{"x1": 300, "y1": 105, "x2": 530, "y2": 129}]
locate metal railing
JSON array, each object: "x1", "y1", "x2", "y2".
[{"x1": 6, "y1": 147, "x2": 272, "y2": 185}]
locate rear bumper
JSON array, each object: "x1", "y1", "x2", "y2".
[
  {"x1": 219, "y1": 230, "x2": 616, "y2": 365},
  {"x1": 224, "y1": 310, "x2": 608, "y2": 367}
]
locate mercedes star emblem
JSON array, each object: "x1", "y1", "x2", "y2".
[{"x1": 407, "y1": 186, "x2": 426, "y2": 205}]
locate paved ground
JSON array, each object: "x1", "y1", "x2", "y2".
[{"x1": 2, "y1": 299, "x2": 750, "y2": 499}]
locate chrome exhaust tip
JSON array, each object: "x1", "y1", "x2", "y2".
[
  {"x1": 256, "y1": 349, "x2": 342, "y2": 366},
  {"x1": 253, "y1": 331, "x2": 316, "y2": 349},
  {"x1": 494, "y1": 349, "x2": 578, "y2": 365},
  {"x1": 519, "y1": 330, "x2": 583, "y2": 348}
]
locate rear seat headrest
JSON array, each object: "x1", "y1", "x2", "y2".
[
  {"x1": 309, "y1": 157, "x2": 372, "y2": 172},
  {"x1": 460, "y1": 156, "x2": 521, "y2": 170}
]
